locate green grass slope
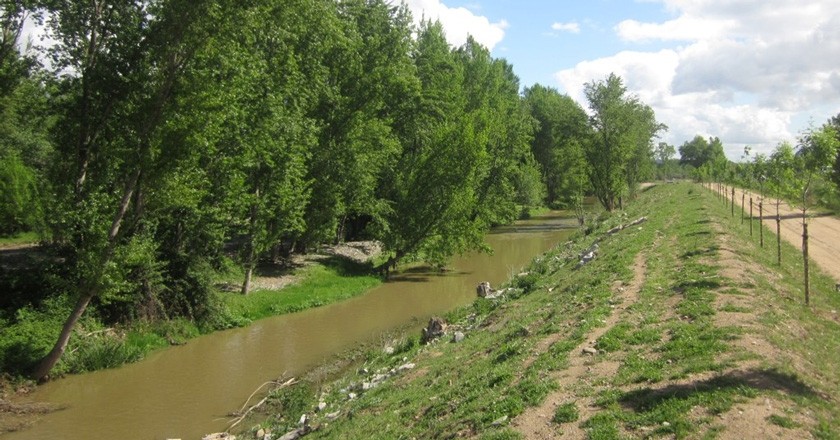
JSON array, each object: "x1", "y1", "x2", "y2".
[{"x1": 247, "y1": 182, "x2": 840, "y2": 440}]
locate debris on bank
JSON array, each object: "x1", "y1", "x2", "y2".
[{"x1": 576, "y1": 216, "x2": 647, "y2": 269}]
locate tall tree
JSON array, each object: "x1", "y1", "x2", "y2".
[
  {"x1": 378, "y1": 21, "x2": 484, "y2": 270},
  {"x1": 32, "y1": 0, "x2": 212, "y2": 381},
  {"x1": 583, "y1": 73, "x2": 661, "y2": 211},
  {"x1": 523, "y1": 84, "x2": 590, "y2": 209},
  {"x1": 303, "y1": 0, "x2": 417, "y2": 247}
]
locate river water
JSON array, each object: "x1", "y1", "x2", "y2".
[{"x1": 8, "y1": 212, "x2": 576, "y2": 440}]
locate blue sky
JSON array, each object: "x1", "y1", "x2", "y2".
[{"x1": 399, "y1": 0, "x2": 840, "y2": 160}]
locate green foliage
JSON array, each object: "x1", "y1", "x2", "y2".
[
  {"x1": 0, "y1": 296, "x2": 71, "y2": 375},
  {"x1": 583, "y1": 73, "x2": 664, "y2": 211},
  {"x1": 553, "y1": 402, "x2": 580, "y2": 424},
  {"x1": 523, "y1": 84, "x2": 590, "y2": 208},
  {"x1": 60, "y1": 334, "x2": 145, "y2": 374},
  {"x1": 0, "y1": 152, "x2": 41, "y2": 234}
]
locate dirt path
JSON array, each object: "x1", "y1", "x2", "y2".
[
  {"x1": 512, "y1": 252, "x2": 648, "y2": 439},
  {"x1": 723, "y1": 186, "x2": 840, "y2": 283}
]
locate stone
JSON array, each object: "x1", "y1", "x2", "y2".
[
  {"x1": 348, "y1": 392, "x2": 357, "y2": 400},
  {"x1": 256, "y1": 429, "x2": 265, "y2": 438},
  {"x1": 326, "y1": 411, "x2": 341, "y2": 420},
  {"x1": 422, "y1": 317, "x2": 447, "y2": 343},
  {"x1": 452, "y1": 331, "x2": 465, "y2": 343},
  {"x1": 202, "y1": 434, "x2": 234, "y2": 440},
  {"x1": 582, "y1": 347, "x2": 598, "y2": 355},
  {"x1": 476, "y1": 281, "x2": 493, "y2": 297},
  {"x1": 277, "y1": 426, "x2": 310, "y2": 440},
  {"x1": 397, "y1": 362, "x2": 416, "y2": 371},
  {"x1": 491, "y1": 415, "x2": 509, "y2": 427},
  {"x1": 317, "y1": 402, "x2": 327, "y2": 412},
  {"x1": 383, "y1": 345, "x2": 395, "y2": 355},
  {"x1": 298, "y1": 414, "x2": 307, "y2": 426}
]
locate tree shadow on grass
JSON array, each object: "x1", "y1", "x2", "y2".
[
  {"x1": 673, "y1": 278, "x2": 722, "y2": 292},
  {"x1": 618, "y1": 367, "x2": 821, "y2": 413},
  {"x1": 680, "y1": 245, "x2": 720, "y2": 259}
]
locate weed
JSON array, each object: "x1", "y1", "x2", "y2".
[
  {"x1": 553, "y1": 402, "x2": 579, "y2": 424},
  {"x1": 767, "y1": 414, "x2": 799, "y2": 429}
]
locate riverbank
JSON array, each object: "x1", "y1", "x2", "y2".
[
  {"x1": 0, "y1": 243, "x2": 384, "y2": 435},
  {"x1": 237, "y1": 182, "x2": 840, "y2": 439}
]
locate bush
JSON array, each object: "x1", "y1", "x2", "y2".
[
  {"x1": 60, "y1": 333, "x2": 145, "y2": 373},
  {"x1": 0, "y1": 296, "x2": 71, "y2": 375}
]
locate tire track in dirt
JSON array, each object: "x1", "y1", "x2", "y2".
[{"x1": 512, "y1": 251, "x2": 648, "y2": 439}]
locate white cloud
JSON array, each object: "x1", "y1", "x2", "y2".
[
  {"x1": 398, "y1": 0, "x2": 508, "y2": 50},
  {"x1": 551, "y1": 22, "x2": 580, "y2": 34},
  {"x1": 556, "y1": 0, "x2": 840, "y2": 159}
]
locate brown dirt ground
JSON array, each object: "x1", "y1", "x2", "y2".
[
  {"x1": 512, "y1": 252, "x2": 648, "y2": 439},
  {"x1": 734, "y1": 187, "x2": 840, "y2": 284}
]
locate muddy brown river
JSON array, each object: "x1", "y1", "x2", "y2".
[{"x1": 7, "y1": 212, "x2": 576, "y2": 440}]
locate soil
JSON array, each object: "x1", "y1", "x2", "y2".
[
  {"x1": 735, "y1": 187, "x2": 840, "y2": 283},
  {"x1": 513, "y1": 252, "x2": 648, "y2": 439},
  {"x1": 217, "y1": 241, "x2": 383, "y2": 293}
]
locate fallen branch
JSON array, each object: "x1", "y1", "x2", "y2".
[{"x1": 226, "y1": 376, "x2": 297, "y2": 431}]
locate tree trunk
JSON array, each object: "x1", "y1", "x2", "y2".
[
  {"x1": 759, "y1": 201, "x2": 763, "y2": 248},
  {"x1": 33, "y1": 169, "x2": 141, "y2": 381},
  {"x1": 749, "y1": 197, "x2": 753, "y2": 236},
  {"x1": 32, "y1": 292, "x2": 94, "y2": 382},
  {"x1": 741, "y1": 193, "x2": 745, "y2": 223},
  {"x1": 242, "y1": 263, "x2": 254, "y2": 295},
  {"x1": 803, "y1": 218, "x2": 810, "y2": 306},
  {"x1": 776, "y1": 202, "x2": 781, "y2": 266},
  {"x1": 730, "y1": 187, "x2": 735, "y2": 216}
]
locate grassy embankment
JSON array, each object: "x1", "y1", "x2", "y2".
[
  {"x1": 0, "y1": 255, "x2": 381, "y2": 383},
  {"x1": 247, "y1": 182, "x2": 840, "y2": 439}
]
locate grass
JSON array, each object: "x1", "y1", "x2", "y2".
[
  {"x1": 222, "y1": 262, "x2": 381, "y2": 323},
  {"x1": 246, "y1": 182, "x2": 840, "y2": 439},
  {"x1": 0, "y1": 231, "x2": 39, "y2": 246},
  {"x1": 0, "y1": 254, "x2": 382, "y2": 379}
]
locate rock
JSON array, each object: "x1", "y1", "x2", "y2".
[
  {"x1": 491, "y1": 415, "x2": 509, "y2": 427},
  {"x1": 298, "y1": 414, "x2": 307, "y2": 426},
  {"x1": 256, "y1": 428, "x2": 265, "y2": 438},
  {"x1": 662, "y1": 421, "x2": 671, "y2": 427},
  {"x1": 202, "y1": 434, "x2": 235, "y2": 440},
  {"x1": 317, "y1": 402, "x2": 327, "y2": 412},
  {"x1": 422, "y1": 317, "x2": 447, "y2": 343},
  {"x1": 348, "y1": 392, "x2": 357, "y2": 400},
  {"x1": 326, "y1": 411, "x2": 341, "y2": 420},
  {"x1": 476, "y1": 281, "x2": 493, "y2": 297},
  {"x1": 397, "y1": 362, "x2": 416, "y2": 372},
  {"x1": 383, "y1": 345, "x2": 395, "y2": 355},
  {"x1": 362, "y1": 381, "x2": 375, "y2": 391},
  {"x1": 277, "y1": 426, "x2": 310, "y2": 440},
  {"x1": 452, "y1": 331, "x2": 465, "y2": 343},
  {"x1": 582, "y1": 347, "x2": 598, "y2": 355}
]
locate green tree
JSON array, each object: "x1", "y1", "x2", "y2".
[
  {"x1": 378, "y1": 21, "x2": 484, "y2": 270},
  {"x1": 303, "y1": 0, "x2": 417, "y2": 247},
  {"x1": 523, "y1": 84, "x2": 590, "y2": 209},
  {"x1": 583, "y1": 73, "x2": 661, "y2": 211},
  {"x1": 32, "y1": 0, "x2": 213, "y2": 381}
]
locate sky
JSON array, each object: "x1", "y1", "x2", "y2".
[{"x1": 396, "y1": 0, "x2": 840, "y2": 160}]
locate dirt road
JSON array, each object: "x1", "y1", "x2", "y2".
[{"x1": 719, "y1": 185, "x2": 840, "y2": 283}]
